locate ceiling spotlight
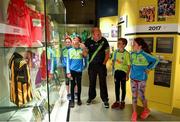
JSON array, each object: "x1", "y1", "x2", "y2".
[{"x1": 81, "y1": 0, "x2": 85, "y2": 7}]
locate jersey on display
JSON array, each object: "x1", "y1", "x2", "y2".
[
  {"x1": 4, "y1": 0, "x2": 46, "y2": 47},
  {"x1": 9, "y1": 52, "x2": 33, "y2": 107},
  {"x1": 40, "y1": 50, "x2": 47, "y2": 80},
  {"x1": 4, "y1": 0, "x2": 31, "y2": 47},
  {"x1": 28, "y1": 7, "x2": 43, "y2": 46}
]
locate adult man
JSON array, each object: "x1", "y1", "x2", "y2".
[{"x1": 84, "y1": 27, "x2": 110, "y2": 108}]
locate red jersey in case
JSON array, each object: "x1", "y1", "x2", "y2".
[
  {"x1": 4, "y1": 0, "x2": 32, "y2": 47},
  {"x1": 28, "y1": 7, "x2": 43, "y2": 46}
]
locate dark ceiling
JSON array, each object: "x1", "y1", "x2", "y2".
[{"x1": 63, "y1": 0, "x2": 118, "y2": 25}]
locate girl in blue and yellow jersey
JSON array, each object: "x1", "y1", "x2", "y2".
[
  {"x1": 130, "y1": 38, "x2": 159, "y2": 121},
  {"x1": 61, "y1": 37, "x2": 72, "y2": 99},
  {"x1": 66, "y1": 36, "x2": 87, "y2": 108}
]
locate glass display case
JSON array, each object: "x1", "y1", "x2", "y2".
[{"x1": 0, "y1": 0, "x2": 66, "y2": 121}]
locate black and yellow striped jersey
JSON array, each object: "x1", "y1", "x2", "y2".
[{"x1": 9, "y1": 52, "x2": 33, "y2": 107}]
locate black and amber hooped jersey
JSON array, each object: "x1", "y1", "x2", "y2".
[{"x1": 9, "y1": 52, "x2": 33, "y2": 107}]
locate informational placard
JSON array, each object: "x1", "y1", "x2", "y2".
[
  {"x1": 156, "y1": 37, "x2": 174, "y2": 53},
  {"x1": 154, "y1": 60, "x2": 172, "y2": 87},
  {"x1": 111, "y1": 26, "x2": 117, "y2": 38},
  {"x1": 102, "y1": 33, "x2": 109, "y2": 38},
  {"x1": 0, "y1": 23, "x2": 27, "y2": 35}
]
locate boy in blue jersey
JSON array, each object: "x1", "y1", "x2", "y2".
[
  {"x1": 130, "y1": 38, "x2": 159, "y2": 121},
  {"x1": 66, "y1": 36, "x2": 87, "y2": 108},
  {"x1": 111, "y1": 38, "x2": 130, "y2": 110}
]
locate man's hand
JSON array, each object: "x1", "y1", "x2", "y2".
[{"x1": 80, "y1": 43, "x2": 86, "y2": 49}]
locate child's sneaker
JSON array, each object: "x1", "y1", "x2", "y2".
[
  {"x1": 86, "y1": 99, "x2": 92, "y2": 105},
  {"x1": 77, "y1": 100, "x2": 82, "y2": 105},
  {"x1": 120, "y1": 101, "x2": 125, "y2": 109},
  {"x1": 103, "y1": 101, "x2": 109, "y2": 108},
  {"x1": 131, "y1": 112, "x2": 137, "y2": 122},
  {"x1": 111, "y1": 102, "x2": 120, "y2": 109},
  {"x1": 140, "y1": 108, "x2": 150, "y2": 120}
]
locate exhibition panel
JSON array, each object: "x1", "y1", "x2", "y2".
[{"x1": 118, "y1": 0, "x2": 180, "y2": 113}]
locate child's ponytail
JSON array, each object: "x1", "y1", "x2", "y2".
[{"x1": 134, "y1": 38, "x2": 151, "y2": 54}]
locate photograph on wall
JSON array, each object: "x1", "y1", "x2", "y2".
[
  {"x1": 111, "y1": 26, "x2": 118, "y2": 38},
  {"x1": 154, "y1": 60, "x2": 172, "y2": 87},
  {"x1": 139, "y1": 6, "x2": 155, "y2": 22},
  {"x1": 127, "y1": 38, "x2": 134, "y2": 52},
  {"x1": 157, "y1": 0, "x2": 175, "y2": 21},
  {"x1": 102, "y1": 33, "x2": 109, "y2": 38}
]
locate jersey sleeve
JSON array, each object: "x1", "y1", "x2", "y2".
[
  {"x1": 143, "y1": 52, "x2": 159, "y2": 70},
  {"x1": 66, "y1": 50, "x2": 70, "y2": 74},
  {"x1": 126, "y1": 52, "x2": 131, "y2": 65}
]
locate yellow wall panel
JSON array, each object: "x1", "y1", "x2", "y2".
[{"x1": 118, "y1": 0, "x2": 180, "y2": 113}]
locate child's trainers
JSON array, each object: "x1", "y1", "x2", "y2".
[
  {"x1": 111, "y1": 102, "x2": 120, "y2": 109},
  {"x1": 120, "y1": 101, "x2": 125, "y2": 109},
  {"x1": 140, "y1": 108, "x2": 150, "y2": 120},
  {"x1": 131, "y1": 112, "x2": 137, "y2": 122}
]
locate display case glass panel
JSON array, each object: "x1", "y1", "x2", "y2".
[{"x1": 0, "y1": 0, "x2": 66, "y2": 121}]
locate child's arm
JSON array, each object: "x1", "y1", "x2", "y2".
[
  {"x1": 126, "y1": 65, "x2": 131, "y2": 81},
  {"x1": 103, "y1": 48, "x2": 110, "y2": 65},
  {"x1": 66, "y1": 51, "x2": 71, "y2": 78},
  {"x1": 144, "y1": 53, "x2": 159, "y2": 70},
  {"x1": 126, "y1": 52, "x2": 131, "y2": 81}
]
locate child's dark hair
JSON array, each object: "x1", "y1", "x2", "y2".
[
  {"x1": 75, "y1": 36, "x2": 82, "y2": 43},
  {"x1": 118, "y1": 38, "x2": 128, "y2": 46},
  {"x1": 134, "y1": 37, "x2": 150, "y2": 54}
]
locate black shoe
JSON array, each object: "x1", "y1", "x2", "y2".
[
  {"x1": 86, "y1": 99, "x2": 92, "y2": 105},
  {"x1": 70, "y1": 101, "x2": 75, "y2": 108},
  {"x1": 104, "y1": 101, "x2": 109, "y2": 108},
  {"x1": 77, "y1": 100, "x2": 82, "y2": 105}
]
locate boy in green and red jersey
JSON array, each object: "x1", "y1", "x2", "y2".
[{"x1": 111, "y1": 38, "x2": 130, "y2": 109}]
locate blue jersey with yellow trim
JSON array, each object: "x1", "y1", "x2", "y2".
[
  {"x1": 130, "y1": 50, "x2": 159, "y2": 81},
  {"x1": 61, "y1": 46, "x2": 72, "y2": 67},
  {"x1": 66, "y1": 47, "x2": 84, "y2": 73}
]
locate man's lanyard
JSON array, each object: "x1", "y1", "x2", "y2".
[{"x1": 89, "y1": 41, "x2": 104, "y2": 64}]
